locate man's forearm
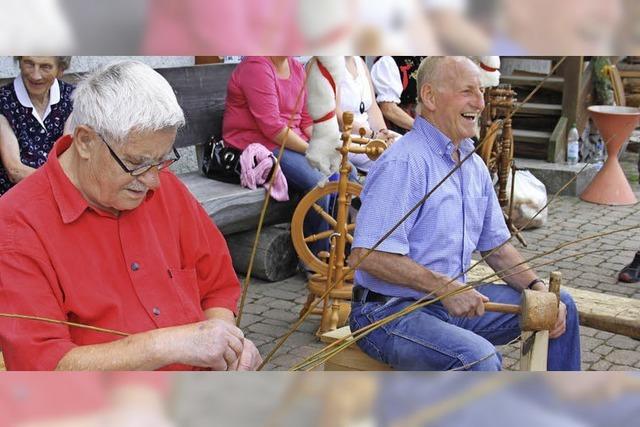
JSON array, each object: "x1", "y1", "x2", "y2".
[
  {"x1": 55, "y1": 327, "x2": 172, "y2": 371},
  {"x1": 349, "y1": 248, "x2": 457, "y2": 296},
  {"x1": 379, "y1": 102, "x2": 414, "y2": 131},
  {"x1": 482, "y1": 243, "x2": 539, "y2": 291}
]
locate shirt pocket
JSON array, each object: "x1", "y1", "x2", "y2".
[
  {"x1": 463, "y1": 196, "x2": 488, "y2": 239},
  {"x1": 168, "y1": 267, "x2": 204, "y2": 323}
]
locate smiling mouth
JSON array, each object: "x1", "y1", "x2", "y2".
[{"x1": 461, "y1": 113, "x2": 478, "y2": 122}]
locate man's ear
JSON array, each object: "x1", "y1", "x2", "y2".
[
  {"x1": 73, "y1": 125, "x2": 95, "y2": 160},
  {"x1": 420, "y1": 83, "x2": 437, "y2": 113}
]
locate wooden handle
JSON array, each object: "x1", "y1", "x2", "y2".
[{"x1": 484, "y1": 302, "x2": 521, "y2": 314}]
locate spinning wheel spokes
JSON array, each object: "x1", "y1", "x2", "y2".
[{"x1": 291, "y1": 181, "x2": 362, "y2": 276}]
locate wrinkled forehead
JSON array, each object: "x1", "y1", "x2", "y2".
[{"x1": 440, "y1": 58, "x2": 482, "y2": 90}]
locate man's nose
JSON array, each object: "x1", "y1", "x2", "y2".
[{"x1": 137, "y1": 166, "x2": 161, "y2": 190}]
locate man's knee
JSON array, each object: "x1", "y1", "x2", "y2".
[{"x1": 455, "y1": 346, "x2": 502, "y2": 371}]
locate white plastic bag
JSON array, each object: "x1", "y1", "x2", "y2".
[{"x1": 505, "y1": 170, "x2": 548, "y2": 229}]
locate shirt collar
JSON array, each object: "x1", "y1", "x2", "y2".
[
  {"x1": 45, "y1": 135, "x2": 91, "y2": 224},
  {"x1": 45, "y1": 135, "x2": 159, "y2": 223},
  {"x1": 13, "y1": 75, "x2": 61, "y2": 128},
  {"x1": 415, "y1": 116, "x2": 476, "y2": 158}
]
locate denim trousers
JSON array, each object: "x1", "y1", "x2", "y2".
[{"x1": 349, "y1": 283, "x2": 581, "y2": 371}]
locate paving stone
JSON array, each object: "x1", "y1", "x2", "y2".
[
  {"x1": 266, "y1": 299, "x2": 298, "y2": 311},
  {"x1": 260, "y1": 289, "x2": 301, "y2": 301},
  {"x1": 605, "y1": 335, "x2": 640, "y2": 351},
  {"x1": 581, "y1": 351, "x2": 601, "y2": 364},
  {"x1": 589, "y1": 360, "x2": 612, "y2": 371},
  {"x1": 261, "y1": 318, "x2": 292, "y2": 328},
  {"x1": 580, "y1": 327, "x2": 599, "y2": 337},
  {"x1": 238, "y1": 313, "x2": 262, "y2": 328},
  {"x1": 605, "y1": 349, "x2": 640, "y2": 366},
  {"x1": 607, "y1": 365, "x2": 639, "y2": 371},
  {"x1": 262, "y1": 309, "x2": 299, "y2": 323},
  {"x1": 242, "y1": 303, "x2": 269, "y2": 315},
  {"x1": 580, "y1": 336, "x2": 604, "y2": 351},
  {"x1": 249, "y1": 322, "x2": 291, "y2": 338},
  {"x1": 594, "y1": 331, "x2": 615, "y2": 340},
  {"x1": 593, "y1": 345, "x2": 614, "y2": 356}
]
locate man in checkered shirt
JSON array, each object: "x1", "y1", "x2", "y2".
[{"x1": 349, "y1": 56, "x2": 580, "y2": 371}]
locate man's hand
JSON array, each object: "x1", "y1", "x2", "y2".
[
  {"x1": 236, "y1": 338, "x2": 263, "y2": 371},
  {"x1": 166, "y1": 318, "x2": 245, "y2": 370},
  {"x1": 549, "y1": 301, "x2": 567, "y2": 339},
  {"x1": 440, "y1": 283, "x2": 490, "y2": 317}
]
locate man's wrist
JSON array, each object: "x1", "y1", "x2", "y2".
[{"x1": 527, "y1": 278, "x2": 547, "y2": 291}]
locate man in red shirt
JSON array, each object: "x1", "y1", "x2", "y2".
[{"x1": 0, "y1": 60, "x2": 261, "y2": 371}]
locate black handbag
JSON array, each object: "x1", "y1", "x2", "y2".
[{"x1": 202, "y1": 137, "x2": 241, "y2": 184}]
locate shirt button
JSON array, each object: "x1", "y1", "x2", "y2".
[
  {"x1": 153, "y1": 307, "x2": 161, "y2": 316},
  {"x1": 131, "y1": 262, "x2": 140, "y2": 271}
]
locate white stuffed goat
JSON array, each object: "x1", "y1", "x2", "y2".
[{"x1": 304, "y1": 56, "x2": 345, "y2": 185}]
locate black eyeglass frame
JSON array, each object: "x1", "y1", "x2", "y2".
[{"x1": 96, "y1": 132, "x2": 180, "y2": 177}]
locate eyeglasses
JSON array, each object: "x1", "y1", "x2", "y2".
[{"x1": 96, "y1": 132, "x2": 180, "y2": 177}]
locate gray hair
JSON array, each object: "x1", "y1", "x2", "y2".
[
  {"x1": 415, "y1": 56, "x2": 478, "y2": 105},
  {"x1": 69, "y1": 60, "x2": 185, "y2": 145},
  {"x1": 15, "y1": 56, "x2": 73, "y2": 72}
]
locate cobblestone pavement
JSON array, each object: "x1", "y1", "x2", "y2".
[{"x1": 242, "y1": 151, "x2": 640, "y2": 371}]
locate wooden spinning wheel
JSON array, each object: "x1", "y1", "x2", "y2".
[
  {"x1": 291, "y1": 181, "x2": 361, "y2": 277},
  {"x1": 291, "y1": 112, "x2": 387, "y2": 334},
  {"x1": 480, "y1": 85, "x2": 517, "y2": 207}
]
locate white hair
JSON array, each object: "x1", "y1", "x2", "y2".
[{"x1": 70, "y1": 60, "x2": 185, "y2": 145}]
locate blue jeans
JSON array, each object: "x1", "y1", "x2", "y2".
[
  {"x1": 350, "y1": 284, "x2": 581, "y2": 371},
  {"x1": 274, "y1": 148, "x2": 357, "y2": 255}
]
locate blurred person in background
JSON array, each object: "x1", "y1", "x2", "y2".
[
  {"x1": 0, "y1": 60, "x2": 261, "y2": 371},
  {"x1": 1, "y1": 373, "x2": 173, "y2": 427},
  {"x1": 495, "y1": 0, "x2": 622, "y2": 54},
  {"x1": 371, "y1": 56, "x2": 425, "y2": 134},
  {"x1": 337, "y1": 56, "x2": 398, "y2": 174},
  {"x1": 0, "y1": 56, "x2": 74, "y2": 196}
]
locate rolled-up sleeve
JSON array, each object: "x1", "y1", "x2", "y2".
[
  {"x1": 371, "y1": 56, "x2": 402, "y2": 104},
  {"x1": 0, "y1": 249, "x2": 77, "y2": 370}
]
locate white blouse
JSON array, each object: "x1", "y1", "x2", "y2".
[
  {"x1": 339, "y1": 56, "x2": 373, "y2": 126},
  {"x1": 370, "y1": 56, "x2": 403, "y2": 104}
]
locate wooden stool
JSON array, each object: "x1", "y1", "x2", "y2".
[{"x1": 321, "y1": 326, "x2": 393, "y2": 371}]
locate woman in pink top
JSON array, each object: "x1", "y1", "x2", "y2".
[{"x1": 223, "y1": 56, "x2": 330, "y2": 256}]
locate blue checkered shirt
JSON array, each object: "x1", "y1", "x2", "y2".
[{"x1": 353, "y1": 116, "x2": 511, "y2": 299}]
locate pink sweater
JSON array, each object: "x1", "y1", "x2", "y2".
[{"x1": 223, "y1": 57, "x2": 313, "y2": 151}]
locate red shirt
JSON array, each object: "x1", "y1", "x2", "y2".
[
  {"x1": 0, "y1": 136, "x2": 241, "y2": 370},
  {"x1": 222, "y1": 56, "x2": 313, "y2": 151}
]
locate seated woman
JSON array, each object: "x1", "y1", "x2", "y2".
[
  {"x1": 223, "y1": 56, "x2": 333, "y2": 256},
  {"x1": 0, "y1": 56, "x2": 74, "y2": 196},
  {"x1": 370, "y1": 56, "x2": 425, "y2": 134},
  {"x1": 337, "y1": 56, "x2": 398, "y2": 174}
]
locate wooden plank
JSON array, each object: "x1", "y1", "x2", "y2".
[
  {"x1": 321, "y1": 326, "x2": 392, "y2": 371},
  {"x1": 512, "y1": 128, "x2": 552, "y2": 144},
  {"x1": 2, "y1": 63, "x2": 237, "y2": 151},
  {"x1": 156, "y1": 64, "x2": 235, "y2": 149},
  {"x1": 520, "y1": 330, "x2": 549, "y2": 371},
  {"x1": 468, "y1": 263, "x2": 640, "y2": 339},
  {"x1": 0, "y1": 352, "x2": 4, "y2": 371},
  {"x1": 515, "y1": 102, "x2": 562, "y2": 116},
  {"x1": 565, "y1": 287, "x2": 640, "y2": 339},
  {"x1": 180, "y1": 172, "x2": 297, "y2": 235},
  {"x1": 500, "y1": 75, "x2": 565, "y2": 92},
  {"x1": 548, "y1": 116, "x2": 568, "y2": 163}
]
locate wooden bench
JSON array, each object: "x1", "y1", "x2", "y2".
[{"x1": 321, "y1": 263, "x2": 640, "y2": 371}]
